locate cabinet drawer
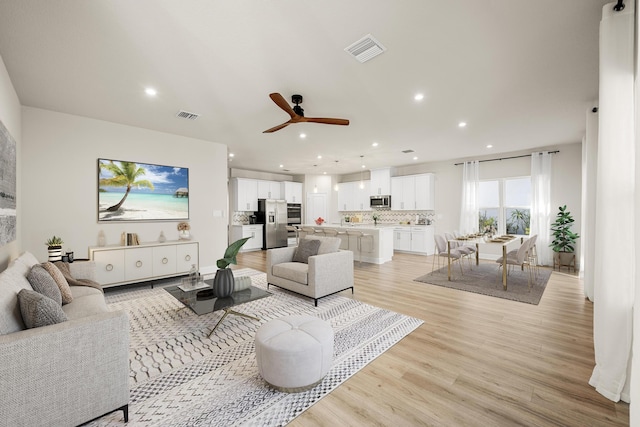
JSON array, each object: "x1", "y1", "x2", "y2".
[
  {"x1": 153, "y1": 245, "x2": 177, "y2": 277},
  {"x1": 176, "y1": 243, "x2": 198, "y2": 273},
  {"x1": 124, "y1": 247, "x2": 153, "y2": 281},
  {"x1": 93, "y1": 250, "x2": 125, "y2": 285}
]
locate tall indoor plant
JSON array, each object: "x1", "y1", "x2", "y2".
[
  {"x1": 550, "y1": 205, "x2": 580, "y2": 269},
  {"x1": 213, "y1": 237, "x2": 250, "y2": 297}
]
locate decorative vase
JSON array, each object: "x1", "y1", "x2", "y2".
[
  {"x1": 179, "y1": 230, "x2": 191, "y2": 240},
  {"x1": 47, "y1": 246, "x2": 62, "y2": 262},
  {"x1": 213, "y1": 268, "x2": 235, "y2": 297},
  {"x1": 158, "y1": 231, "x2": 166, "y2": 243}
]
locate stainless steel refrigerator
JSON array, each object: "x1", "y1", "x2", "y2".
[{"x1": 256, "y1": 199, "x2": 288, "y2": 249}]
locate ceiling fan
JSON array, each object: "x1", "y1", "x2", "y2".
[{"x1": 263, "y1": 93, "x2": 350, "y2": 133}]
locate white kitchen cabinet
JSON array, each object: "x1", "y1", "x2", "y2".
[
  {"x1": 257, "y1": 180, "x2": 281, "y2": 199},
  {"x1": 90, "y1": 241, "x2": 200, "y2": 287},
  {"x1": 231, "y1": 224, "x2": 263, "y2": 252},
  {"x1": 370, "y1": 168, "x2": 391, "y2": 196},
  {"x1": 391, "y1": 173, "x2": 435, "y2": 211},
  {"x1": 231, "y1": 178, "x2": 258, "y2": 212},
  {"x1": 282, "y1": 181, "x2": 303, "y2": 203},
  {"x1": 337, "y1": 181, "x2": 371, "y2": 211},
  {"x1": 392, "y1": 226, "x2": 434, "y2": 255}
]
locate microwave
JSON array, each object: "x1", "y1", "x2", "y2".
[{"x1": 370, "y1": 195, "x2": 391, "y2": 208}]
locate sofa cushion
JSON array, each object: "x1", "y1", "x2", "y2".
[
  {"x1": 272, "y1": 262, "x2": 309, "y2": 285},
  {"x1": 293, "y1": 239, "x2": 321, "y2": 264},
  {"x1": 41, "y1": 262, "x2": 73, "y2": 304},
  {"x1": 62, "y1": 291, "x2": 109, "y2": 320},
  {"x1": 27, "y1": 265, "x2": 63, "y2": 306},
  {"x1": 304, "y1": 235, "x2": 341, "y2": 255},
  {"x1": 18, "y1": 289, "x2": 68, "y2": 329},
  {"x1": 0, "y1": 263, "x2": 34, "y2": 335},
  {"x1": 9, "y1": 252, "x2": 40, "y2": 277}
]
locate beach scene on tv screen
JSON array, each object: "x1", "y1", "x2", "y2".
[{"x1": 98, "y1": 159, "x2": 189, "y2": 221}]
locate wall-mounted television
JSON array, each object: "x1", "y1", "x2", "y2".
[{"x1": 98, "y1": 158, "x2": 189, "y2": 222}]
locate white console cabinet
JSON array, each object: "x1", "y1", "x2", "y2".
[{"x1": 89, "y1": 240, "x2": 199, "y2": 287}]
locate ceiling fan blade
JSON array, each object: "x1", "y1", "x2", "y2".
[
  {"x1": 304, "y1": 117, "x2": 350, "y2": 126},
  {"x1": 263, "y1": 121, "x2": 292, "y2": 133},
  {"x1": 269, "y1": 93, "x2": 298, "y2": 118}
]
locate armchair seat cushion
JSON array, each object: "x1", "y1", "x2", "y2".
[{"x1": 272, "y1": 262, "x2": 309, "y2": 285}]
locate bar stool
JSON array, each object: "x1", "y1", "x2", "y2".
[
  {"x1": 286, "y1": 225, "x2": 300, "y2": 245},
  {"x1": 300, "y1": 226, "x2": 316, "y2": 241},
  {"x1": 346, "y1": 229, "x2": 374, "y2": 265}
]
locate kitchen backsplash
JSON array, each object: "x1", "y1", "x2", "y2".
[
  {"x1": 232, "y1": 212, "x2": 252, "y2": 225},
  {"x1": 340, "y1": 210, "x2": 435, "y2": 225}
]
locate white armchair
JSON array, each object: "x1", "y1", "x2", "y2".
[{"x1": 266, "y1": 236, "x2": 354, "y2": 306}]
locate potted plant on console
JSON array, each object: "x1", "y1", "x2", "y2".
[
  {"x1": 550, "y1": 205, "x2": 580, "y2": 272},
  {"x1": 213, "y1": 237, "x2": 251, "y2": 297},
  {"x1": 45, "y1": 235, "x2": 64, "y2": 261}
]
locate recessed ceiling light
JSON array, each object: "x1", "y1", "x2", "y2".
[
  {"x1": 486, "y1": 144, "x2": 493, "y2": 149},
  {"x1": 414, "y1": 93, "x2": 424, "y2": 101},
  {"x1": 372, "y1": 142, "x2": 379, "y2": 147},
  {"x1": 144, "y1": 87, "x2": 157, "y2": 96},
  {"x1": 413, "y1": 156, "x2": 418, "y2": 160},
  {"x1": 279, "y1": 164, "x2": 284, "y2": 168},
  {"x1": 317, "y1": 155, "x2": 322, "y2": 159},
  {"x1": 458, "y1": 121, "x2": 467, "y2": 128},
  {"x1": 361, "y1": 164, "x2": 366, "y2": 169},
  {"x1": 228, "y1": 153, "x2": 234, "y2": 157},
  {"x1": 323, "y1": 171, "x2": 327, "y2": 175},
  {"x1": 300, "y1": 133, "x2": 306, "y2": 139}
]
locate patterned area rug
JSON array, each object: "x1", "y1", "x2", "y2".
[
  {"x1": 87, "y1": 269, "x2": 423, "y2": 426},
  {"x1": 414, "y1": 263, "x2": 552, "y2": 305}
]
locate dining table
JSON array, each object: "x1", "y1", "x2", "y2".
[{"x1": 446, "y1": 235, "x2": 524, "y2": 290}]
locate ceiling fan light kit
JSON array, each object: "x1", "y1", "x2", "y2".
[{"x1": 263, "y1": 93, "x2": 349, "y2": 133}]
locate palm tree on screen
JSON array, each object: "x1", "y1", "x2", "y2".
[{"x1": 99, "y1": 161, "x2": 154, "y2": 211}]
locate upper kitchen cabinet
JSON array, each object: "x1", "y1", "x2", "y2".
[
  {"x1": 370, "y1": 168, "x2": 391, "y2": 196},
  {"x1": 391, "y1": 173, "x2": 435, "y2": 210},
  {"x1": 338, "y1": 181, "x2": 371, "y2": 211},
  {"x1": 281, "y1": 181, "x2": 303, "y2": 203},
  {"x1": 257, "y1": 180, "x2": 282, "y2": 199},
  {"x1": 231, "y1": 177, "x2": 258, "y2": 212}
]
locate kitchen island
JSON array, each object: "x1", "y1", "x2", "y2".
[{"x1": 301, "y1": 224, "x2": 394, "y2": 264}]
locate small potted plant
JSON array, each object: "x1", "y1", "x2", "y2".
[
  {"x1": 315, "y1": 217, "x2": 325, "y2": 226},
  {"x1": 550, "y1": 205, "x2": 580, "y2": 271},
  {"x1": 372, "y1": 213, "x2": 379, "y2": 226},
  {"x1": 213, "y1": 237, "x2": 251, "y2": 297},
  {"x1": 45, "y1": 235, "x2": 64, "y2": 261},
  {"x1": 177, "y1": 222, "x2": 191, "y2": 240}
]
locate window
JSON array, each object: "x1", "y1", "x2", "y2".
[{"x1": 479, "y1": 177, "x2": 531, "y2": 234}]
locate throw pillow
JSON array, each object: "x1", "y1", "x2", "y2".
[
  {"x1": 27, "y1": 265, "x2": 63, "y2": 306},
  {"x1": 292, "y1": 238, "x2": 321, "y2": 264},
  {"x1": 41, "y1": 262, "x2": 73, "y2": 304},
  {"x1": 306, "y1": 235, "x2": 341, "y2": 255},
  {"x1": 18, "y1": 289, "x2": 68, "y2": 329}
]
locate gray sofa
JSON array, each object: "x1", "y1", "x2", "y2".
[
  {"x1": 0, "y1": 252, "x2": 129, "y2": 426},
  {"x1": 267, "y1": 235, "x2": 354, "y2": 306}
]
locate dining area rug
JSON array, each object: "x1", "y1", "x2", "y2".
[
  {"x1": 414, "y1": 263, "x2": 552, "y2": 305},
  {"x1": 86, "y1": 268, "x2": 423, "y2": 426}
]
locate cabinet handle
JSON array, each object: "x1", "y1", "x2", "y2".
[
  {"x1": 185, "y1": 255, "x2": 191, "y2": 261},
  {"x1": 136, "y1": 260, "x2": 143, "y2": 268},
  {"x1": 162, "y1": 257, "x2": 168, "y2": 264},
  {"x1": 106, "y1": 264, "x2": 113, "y2": 271}
]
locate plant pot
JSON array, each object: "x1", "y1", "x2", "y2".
[
  {"x1": 47, "y1": 245, "x2": 62, "y2": 262},
  {"x1": 553, "y1": 251, "x2": 576, "y2": 272},
  {"x1": 179, "y1": 230, "x2": 191, "y2": 240},
  {"x1": 213, "y1": 268, "x2": 235, "y2": 298}
]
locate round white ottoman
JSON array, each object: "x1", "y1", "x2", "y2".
[{"x1": 255, "y1": 315, "x2": 334, "y2": 392}]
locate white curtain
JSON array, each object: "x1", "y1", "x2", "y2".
[
  {"x1": 529, "y1": 152, "x2": 552, "y2": 267},
  {"x1": 581, "y1": 108, "x2": 599, "y2": 301},
  {"x1": 459, "y1": 161, "x2": 479, "y2": 235},
  {"x1": 590, "y1": 1, "x2": 634, "y2": 403}
]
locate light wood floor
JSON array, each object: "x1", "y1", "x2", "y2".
[{"x1": 236, "y1": 250, "x2": 629, "y2": 427}]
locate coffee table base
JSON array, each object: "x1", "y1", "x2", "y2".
[{"x1": 209, "y1": 308, "x2": 261, "y2": 337}]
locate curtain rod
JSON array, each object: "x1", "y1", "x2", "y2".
[
  {"x1": 454, "y1": 150, "x2": 559, "y2": 166},
  {"x1": 614, "y1": 0, "x2": 625, "y2": 12}
]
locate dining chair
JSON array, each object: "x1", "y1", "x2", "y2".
[
  {"x1": 445, "y1": 232, "x2": 473, "y2": 268},
  {"x1": 495, "y1": 238, "x2": 533, "y2": 289},
  {"x1": 432, "y1": 234, "x2": 465, "y2": 278},
  {"x1": 527, "y1": 234, "x2": 539, "y2": 279}
]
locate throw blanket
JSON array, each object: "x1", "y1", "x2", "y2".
[{"x1": 54, "y1": 261, "x2": 103, "y2": 292}]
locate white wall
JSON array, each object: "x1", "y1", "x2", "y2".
[
  {"x1": 21, "y1": 107, "x2": 229, "y2": 270},
  {"x1": 0, "y1": 54, "x2": 21, "y2": 270}
]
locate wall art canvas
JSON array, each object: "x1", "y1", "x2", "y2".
[
  {"x1": 0, "y1": 119, "x2": 16, "y2": 246},
  {"x1": 98, "y1": 158, "x2": 189, "y2": 222}
]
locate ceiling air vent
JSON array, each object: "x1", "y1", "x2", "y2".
[
  {"x1": 176, "y1": 110, "x2": 200, "y2": 121},
  {"x1": 344, "y1": 34, "x2": 386, "y2": 63},
  {"x1": 402, "y1": 149, "x2": 415, "y2": 154}
]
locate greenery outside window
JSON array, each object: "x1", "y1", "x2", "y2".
[{"x1": 479, "y1": 177, "x2": 531, "y2": 234}]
